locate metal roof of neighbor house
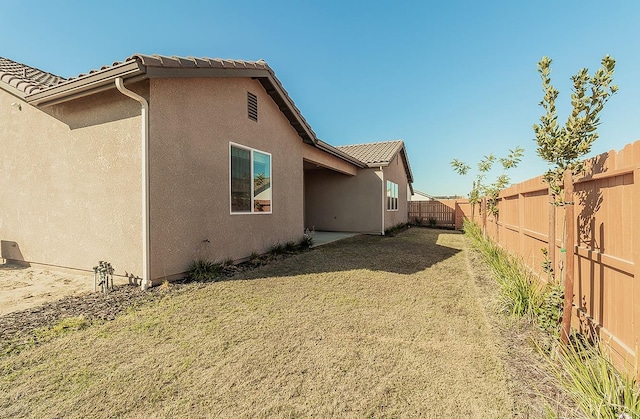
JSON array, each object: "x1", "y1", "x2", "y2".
[
  {"x1": 411, "y1": 190, "x2": 434, "y2": 200},
  {"x1": 336, "y1": 140, "x2": 414, "y2": 183}
]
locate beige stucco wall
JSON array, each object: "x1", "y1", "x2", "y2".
[
  {"x1": 0, "y1": 84, "x2": 145, "y2": 277},
  {"x1": 148, "y1": 77, "x2": 307, "y2": 280},
  {"x1": 382, "y1": 153, "x2": 409, "y2": 229},
  {"x1": 304, "y1": 166, "x2": 384, "y2": 234}
]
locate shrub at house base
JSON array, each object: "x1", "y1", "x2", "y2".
[{"x1": 185, "y1": 234, "x2": 315, "y2": 283}]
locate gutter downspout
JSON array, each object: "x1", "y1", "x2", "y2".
[
  {"x1": 380, "y1": 166, "x2": 385, "y2": 235},
  {"x1": 115, "y1": 77, "x2": 152, "y2": 291}
]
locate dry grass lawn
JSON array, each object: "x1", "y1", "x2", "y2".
[{"x1": 1, "y1": 228, "x2": 517, "y2": 418}]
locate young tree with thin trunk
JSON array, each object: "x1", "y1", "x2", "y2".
[
  {"x1": 451, "y1": 148, "x2": 523, "y2": 241},
  {"x1": 533, "y1": 55, "x2": 617, "y2": 343},
  {"x1": 451, "y1": 148, "x2": 524, "y2": 219}
]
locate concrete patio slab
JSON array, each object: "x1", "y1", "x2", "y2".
[{"x1": 310, "y1": 231, "x2": 359, "y2": 247}]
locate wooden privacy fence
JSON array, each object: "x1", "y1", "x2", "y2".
[
  {"x1": 408, "y1": 200, "x2": 454, "y2": 228},
  {"x1": 481, "y1": 140, "x2": 640, "y2": 376},
  {"x1": 408, "y1": 199, "x2": 470, "y2": 229}
]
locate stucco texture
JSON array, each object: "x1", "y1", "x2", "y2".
[
  {"x1": 381, "y1": 153, "x2": 410, "y2": 230},
  {"x1": 148, "y1": 77, "x2": 307, "y2": 280},
  {"x1": 0, "y1": 85, "x2": 145, "y2": 277}
]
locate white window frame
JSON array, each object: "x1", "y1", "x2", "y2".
[
  {"x1": 229, "y1": 142, "x2": 272, "y2": 215},
  {"x1": 386, "y1": 180, "x2": 398, "y2": 211}
]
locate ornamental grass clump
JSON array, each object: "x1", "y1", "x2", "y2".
[
  {"x1": 464, "y1": 220, "x2": 543, "y2": 320},
  {"x1": 187, "y1": 259, "x2": 222, "y2": 282},
  {"x1": 297, "y1": 235, "x2": 314, "y2": 250},
  {"x1": 546, "y1": 336, "x2": 640, "y2": 418}
]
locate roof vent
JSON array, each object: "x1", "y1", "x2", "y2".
[{"x1": 247, "y1": 91, "x2": 258, "y2": 122}]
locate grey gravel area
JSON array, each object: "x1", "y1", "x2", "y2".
[{"x1": 0, "y1": 285, "x2": 165, "y2": 343}]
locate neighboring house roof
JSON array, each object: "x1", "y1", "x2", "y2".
[
  {"x1": 0, "y1": 54, "x2": 325, "y2": 150},
  {"x1": 336, "y1": 140, "x2": 414, "y2": 184},
  {"x1": 411, "y1": 190, "x2": 434, "y2": 201}
]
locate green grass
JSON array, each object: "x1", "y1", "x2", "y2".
[{"x1": 0, "y1": 229, "x2": 517, "y2": 417}]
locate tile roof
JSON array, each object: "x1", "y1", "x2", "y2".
[
  {"x1": 335, "y1": 140, "x2": 404, "y2": 165},
  {"x1": 0, "y1": 56, "x2": 66, "y2": 95},
  {"x1": 127, "y1": 54, "x2": 270, "y2": 70},
  {"x1": 336, "y1": 140, "x2": 413, "y2": 183},
  {"x1": 0, "y1": 54, "x2": 277, "y2": 97}
]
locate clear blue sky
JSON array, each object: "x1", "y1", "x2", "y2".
[{"x1": 2, "y1": 0, "x2": 639, "y2": 196}]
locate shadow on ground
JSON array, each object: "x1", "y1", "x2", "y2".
[{"x1": 239, "y1": 227, "x2": 462, "y2": 279}]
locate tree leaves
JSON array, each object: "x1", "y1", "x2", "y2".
[
  {"x1": 450, "y1": 159, "x2": 471, "y2": 175},
  {"x1": 451, "y1": 147, "x2": 524, "y2": 215},
  {"x1": 533, "y1": 55, "x2": 618, "y2": 191}
]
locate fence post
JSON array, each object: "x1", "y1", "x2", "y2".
[
  {"x1": 518, "y1": 188, "x2": 525, "y2": 257},
  {"x1": 561, "y1": 168, "x2": 575, "y2": 344},
  {"x1": 549, "y1": 189, "x2": 556, "y2": 283},
  {"x1": 633, "y1": 146, "x2": 640, "y2": 377},
  {"x1": 481, "y1": 197, "x2": 487, "y2": 239}
]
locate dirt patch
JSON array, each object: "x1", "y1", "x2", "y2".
[{"x1": 0, "y1": 264, "x2": 99, "y2": 317}]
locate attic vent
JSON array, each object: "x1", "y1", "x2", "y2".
[{"x1": 247, "y1": 92, "x2": 258, "y2": 122}]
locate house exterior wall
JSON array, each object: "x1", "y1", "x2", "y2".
[
  {"x1": 148, "y1": 77, "x2": 306, "y2": 280},
  {"x1": 383, "y1": 153, "x2": 409, "y2": 229},
  {"x1": 304, "y1": 167, "x2": 383, "y2": 234},
  {"x1": 0, "y1": 84, "x2": 145, "y2": 278}
]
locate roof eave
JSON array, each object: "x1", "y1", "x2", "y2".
[
  {"x1": 366, "y1": 161, "x2": 391, "y2": 168},
  {"x1": 26, "y1": 61, "x2": 145, "y2": 107},
  {"x1": 145, "y1": 66, "x2": 270, "y2": 79},
  {"x1": 0, "y1": 82, "x2": 28, "y2": 101},
  {"x1": 256, "y1": 75, "x2": 317, "y2": 145},
  {"x1": 400, "y1": 146, "x2": 414, "y2": 183}
]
